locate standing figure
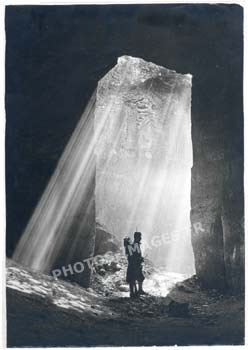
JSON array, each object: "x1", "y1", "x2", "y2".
[{"x1": 124, "y1": 231, "x2": 146, "y2": 298}]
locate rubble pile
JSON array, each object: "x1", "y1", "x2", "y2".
[{"x1": 91, "y1": 252, "x2": 155, "y2": 297}]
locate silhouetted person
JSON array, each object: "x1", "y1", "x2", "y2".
[{"x1": 124, "y1": 231, "x2": 146, "y2": 298}]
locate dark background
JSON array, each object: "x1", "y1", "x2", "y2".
[{"x1": 5, "y1": 4, "x2": 243, "y2": 256}]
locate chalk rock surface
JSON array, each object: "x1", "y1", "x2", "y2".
[{"x1": 95, "y1": 56, "x2": 193, "y2": 271}]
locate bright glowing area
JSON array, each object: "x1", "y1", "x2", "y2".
[
  {"x1": 13, "y1": 92, "x2": 97, "y2": 275},
  {"x1": 95, "y1": 56, "x2": 195, "y2": 274},
  {"x1": 13, "y1": 56, "x2": 195, "y2": 278}
]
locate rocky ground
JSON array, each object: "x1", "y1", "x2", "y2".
[{"x1": 6, "y1": 256, "x2": 244, "y2": 347}]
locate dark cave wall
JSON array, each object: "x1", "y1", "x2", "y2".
[
  {"x1": 191, "y1": 108, "x2": 244, "y2": 293},
  {"x1": 222, "y1": 157, "x2": 244, "y2": 292},
  {"x1": 191, "y1": 159, "x2": 226, "y2": 290},
  {"x1": 189, "y1": 5, "x2": 244, "y2": 293}
]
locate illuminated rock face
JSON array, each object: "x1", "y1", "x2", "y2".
[
  {"x1": 95, "y1": 56, "x2": 244, "y2": 290},
  {"x1": 95, "y1": 56, "x2": 194, "y2": 273}
]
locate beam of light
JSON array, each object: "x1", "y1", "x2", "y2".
[
  {"x1": 12, "y1": 60, "x2": 133, "y2": 275},
  {"x1": 13, "y1": 56, "x2": 195, "y2": 279},
  {"x1": 96, "y1": 56, "x2": 195, "y2": 275},
  {"x1": 13, "y1": 92, "x2": 97, "y2": 272}
]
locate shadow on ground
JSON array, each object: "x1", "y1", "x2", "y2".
[{"x1": 6, "y1": 259, "x2": 244, "y2": 347}]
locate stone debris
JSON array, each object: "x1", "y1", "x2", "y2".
[
  {"x1": 166, "y1": 298, "x2": 190, "y2": 318},
  {"x1": 6, "y1": 257, "x2": 245, "y2": 347}
]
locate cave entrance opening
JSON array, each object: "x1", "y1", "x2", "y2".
[
  {"x1": 96, "y1": 132, "x2": 195, "y2": 276},
  {"x1": 95, "y1": 58, "x2": 195, "y2": 277}
]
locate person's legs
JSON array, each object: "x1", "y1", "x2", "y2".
[
  {"x1": 138, "y1": 281, "x2": 147, "y2": 295},
  {"x1": 129, "y1": 283, "x2": 133, "y2": 297},
  {"x1": 134, "y1": 281, "x2": 138, "y2": 294},
  {"x1": 138, "y1": 281, "x2": 143, "y2": 292},
  {"x1": 129, "y1": 282, "x2": 136, "y2": 298}
]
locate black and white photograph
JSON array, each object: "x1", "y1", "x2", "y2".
[{"x1": 3, "y1": 0, "x2": 246, "y2": 347}]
